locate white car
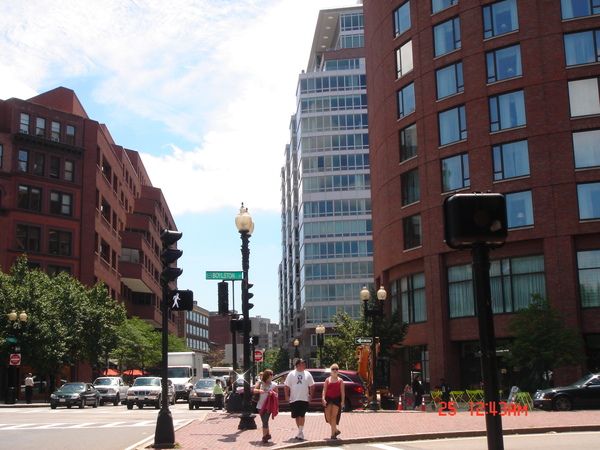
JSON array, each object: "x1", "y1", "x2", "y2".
[
  {"x1": 93, "y1": 376, "x2": 128, "y2": 406},
  {"x1": 126, "y1": 377, "x2": 175, "y2": 409}
]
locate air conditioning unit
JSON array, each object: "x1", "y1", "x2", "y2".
[{"x1": 52, "y1": 138, "x2": 59, "y2": 142}]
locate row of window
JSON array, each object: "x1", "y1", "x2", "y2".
[
  {"x1": 302, "y1": 153, "x2": 369, "y2": 173},
  {"x1": 300, "y1": 133, "x2": 369, "y2": 153},
  {"x1": 19, "y1": 113, "x2": 76, "y2": 145},
  {"x1": 304, "y1": 261, "x2": 373, "y2": 281},
  {"x1": 18, "y1": 185, "x2": 73, "y2": 216},
  {"x1": 299, "y1": 75, "x2": 366, "y2": 94},
  {"x1": 302, "y1": 219, "x2": 372, "y2": 239},
  {"x1": 302, "y1": 173, "x2": 370, "y2": 193},
  {"x1": 302, "y1": 198, "x2": 371, "y2": 218},
  {"x1": 16, "y1": 224, "x2": 72, "y2": 256},
  {"x1": 305, "y1": 303, "x2": 362, "y2": 323},
  {"x1": 324, "y1": 58, "x2": 363, "y2": 71},
  {"x1": 300, "y1": 94, "x2": 367, "y2": 114},
  {"x1": 303, "y1": 240, "x2": 373, "y2": 260},
  {"x1": 299, "y1": 114, "x2": 368, "y2": 133},
  {"x1": 16, "y1": 149, "x2": 75, "y2": 181}
]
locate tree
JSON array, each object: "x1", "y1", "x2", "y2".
[
  {"x1": 204, "y1": 346, "x2": 225, "y2": 368},
  {"x1": 504, "y1": 294, "x2": 584, "y2": 390},
  {"x1": 263, "y1": 346, "x2": 290, "y2": 375}
]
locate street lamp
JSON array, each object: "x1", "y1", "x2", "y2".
[
  {"x1": 361, "y1": 285, "x2": 387, "y2": 411},
  {"x1": 315, "y1": 324, "x2": 325, "y2": 367},
  {"x1": 293, "y1": 339, "x2": 300, "y2": 360},
  {"x1": 6, "y1": 310, "x2": 27, "y2": 404},
  {"x1": 235, "y1": 203, "x2": 256, "y2": 430}
]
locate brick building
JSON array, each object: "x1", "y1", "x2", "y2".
[{"x1": 363, "y1": 0, "x2": 600, "y2": 393}]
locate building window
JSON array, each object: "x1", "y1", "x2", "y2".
[
  {"x1": 398, "y1": 83, "x2": 416, "y2": 119},
  {"x1": 394, "y1": 1, "x2": 411, "y2": 37},
  {"x1": 432, "y1": 0, "x2": 458, "y2": 14},
  {"x1": 47, "y1": 265, "x2": 71, "y2": 276},
  {"x1": 483, "y1": 0, "x2": 519, "y2": 39},
  {"x1": 489, "y1": 90, "x2": 526, "y2": 132},
  {"x1": 577, "y1": 250, "x2": 600, "y2": 307},
  {"x1": 565, "y1": 30, "x2": 600, "y2": 66},
  {"x1": 49, "y1": 156, "x2": 60, "y2": 179},
  {"x1": 400, "y1": 273, "x2": 427, "y2": 323},
  {"x1": 434, "y1": 17, "x2": 461, "y2": 57},
  {"x1": 341, "y1": 12, "x2": 363, "y2": 31},
  {"x1": 506, "y1": 190, "x2": 534, "y2": 227},
  {"x1": 403, "y1": 214, "x2": 422, "y2": 249},
  {"x1": 487, "y1": 44, "x2": 522, "y2": 83},
  {"x1": 439, "y1": 105, "x2": 467, "y2": 146},
  {"x1": 66, "y1": 125, "x2": 75, "y2": 145},
  {"x1": 578, "y1": 182, "x2": 600, "y2": 219},
  {"x1": 561, "y1": 0, "x2": 600, "y2": 19},
  {"x1": 49, "y1": 230, "x2": 72, "y2": 256},
  {"x1": 51, "y1": 121, "x2": 60, "y2": 141},
  {"x1": 396, "y1": 40, "x2": 413, "y2": 79},
  {"x1": 18, "y1": 150, "x2": 29, "y2": 172},
  {"x1": 50, "y1": 192, "x2": 73, "y2": 216},
  {"x1": 401, "y1": 169, "x2": 420, "y2": 205},
  {"x1": 99, "y1": 240, "x2": 110, "y2": 262},
  {"x1": 16, "y1": 225, "x2": 41, "y2": 252},
  {"x1": 34, "y1": 153, "x2": 45, "y2": 176},
  {"x1": 493, "y1": 140, "x2": 530, "y2": 180},
  {"x1": 20, "y1": 113, "x2": 30, "y2": 134},
  {"x1": 36, "y1": 117, "x2": 46, "y2": 137},
  {"x1": 340, "y1": 34, "x2": 364, "y2": 49},
  {"x1": 574, "y1": 130, "x2": 600, "y2": 168},
  {"x1": 400, "y1": 123, "x2": 418, "y2": 162},
  {"x1": 64, "y1": 160, "x2": 74, "y2": 181},
  {"x1": 441, "y1": 153, "x2": 469, "y2": 192},
  {"x1": 18, "y1": 185, "x2": 42, "y2": 211},
  {"x1": 569, "y1": 78, "x2": 600, "y2": 117},
  {"x1": 436, "y1": 62, "x2": 464, "y2": 99}
]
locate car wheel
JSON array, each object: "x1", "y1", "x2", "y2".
[
  {"x1": 93, "y1": 398, "x2": 99, "y2": 408},
  {"x1": 51, "y1": 404, "x2": 57, "y2": 409},
  {"x1": 114, "y1": 395, "x2": 120, "y2": 406},
  {"x1": 127, "y1": 402, "x2": 133, "y2": 410},
  {"x1": 553, "y1": 396, "x2": 573, "y2": 411},
  {"x1": 138, "y1": 403, "x2": 144, "y2": 409},
  {"x1": 67, "y1": 405, "x2": 72, "y2": 409},
  {"x1": 99, "y1": 400, "x2": 104, "y2": 406},
  {"x1": 189, "y1": 402, "x2": 194, "y2": 410},
  {"x1": 170, "y1": 395, "x2": 175, "y2": 405},
  {"x1": 79, "y1": 398, "x2": 85, "y2": 409},
  {"x1": 155, "y1": 397, "x2": 161, "y2": 409}
]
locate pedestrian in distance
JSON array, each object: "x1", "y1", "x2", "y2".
[
  {"x1": 284, "y1": 359, "x2": 315, "y2": 441},
  {"x1": 439, "y1": 378, "x2": 451, "y2": 410},
  {"x1": 412, "y1": 373, "x2": 424, "y2": 410},
  {"x1": 25, "y1": 373, "x2": 34, "y2": 404},
  {"x1": 403, "y1": 382, "x2": 414, "y2": 410},
  {"x1": 254, "y1": 369, "x2": 277, "y2": 444},
  {"x1": 322, "y1": 364, "x2": 345, "y2": 440},
  {"x1": 212, "y1": 378, "x2": 224, "y2": 411}
]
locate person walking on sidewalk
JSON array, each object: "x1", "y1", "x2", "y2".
[
  {"x1": 284, "y1": 359, "x2": 314, "y2": 440},
  {"x1": 212, "y1": 379, "x2": 224, "y2": 411},
  {"x1": 25, "y1": 373, "x2": 34, "y2": 404},
  {"x1": 255, "y1": 370, "x2": 277, "y2": 444},
  {"x1": 412, "y1": 373, "x2": 424, "y2": 410},
  {"x1": 322, "y1": 364, "x2": 345, "y2": 440}
]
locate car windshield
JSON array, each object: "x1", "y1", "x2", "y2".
[
  {"x1": 133, "y1": 378, "x2": 160, "y2": 387},
  {"x1": 569, "y1": 374, "x2": 599, "y2": 387},
  {"x1": 194, "y1": 380, "x2": 215, "y2": 389},
  {"x1": 93, "y1": 378, "x2": 114, "y2": 386},
  {"x1": 59, "y1": 383, "x2": 85, "y2": 392}
]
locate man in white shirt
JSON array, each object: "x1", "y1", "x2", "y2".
[{"x1": 284, "y1": 359, "x2": 314, "y2": 440}]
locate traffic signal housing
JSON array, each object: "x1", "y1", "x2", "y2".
[
  {"x1": 443, "y1": 192, "x2": 508, "y2": 249},
  {"x1": 160, "y1": 229, "x2": 183, "y2": 283},
  {"x1": 169, "y1": 290, "x2": 194, "y2": 311},
  {"x1": 243, "y1": 281, "x2": 254, "y2": 310},
  {"x1": 218, "y1": 282, "x2": 229, "y2": 315}
]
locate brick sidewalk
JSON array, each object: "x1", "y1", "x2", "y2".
[{"x1": 159, "y1": 409, "x2": 600, "y2": 450}]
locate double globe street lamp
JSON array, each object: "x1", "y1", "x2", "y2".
[
  {"x1": 360, "y1": 285, "x2": 387, "y2": 411},
  {"x1": 6, "y1": 310, "x2": 28, "y2": 404},
  {"x1": 315, "y1": 324, "x2": 325, "y2": 367}
]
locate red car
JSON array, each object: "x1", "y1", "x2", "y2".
[{"x1": 240, "y1": 368, "x2": 368, "y2": 411}]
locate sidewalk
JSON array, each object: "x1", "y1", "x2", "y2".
[{"x1": 157, "y1": 408, "x2": 600, "y2": 450}]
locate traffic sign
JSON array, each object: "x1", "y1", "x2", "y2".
[
  {"x1": 254, "y1": 350, "x2": 263, "y2": 362},
  {"x1": 355, "y1": 337, "x2": 373, "y2": 345},
  {"x1": 9, "y1": 354, "x2": 21, "y2": 366},
  {"x1": 6, "y1": 337, "x2": 18, "y2": 343},
  {"x1": 206, "y1": 271, "x2": 243, "y2": 280}
]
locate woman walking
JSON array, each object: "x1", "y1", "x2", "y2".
[
  {"x1": 322, "y1": 364, "x2": 345, "y2": 440},
  {"x1": 255, "y1": 369, "x2": 277, "y2": 444}
]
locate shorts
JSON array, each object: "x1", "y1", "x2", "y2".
[{"x1": 290, "y1": 400, "x2": 309, "y2": 418}]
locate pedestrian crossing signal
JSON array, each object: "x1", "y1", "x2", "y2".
[{"x1": 169, "y1": 290, "x2": 194, "y2": 311}]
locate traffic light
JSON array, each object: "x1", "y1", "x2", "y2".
[
  {"x1": 169, "y1": 290, "x2": 194, "y2": 311},
  {"x1": 230, "y1": 317, "x2": 243, "y2": 333},
  {"x1": 160, "y1": 229, "x2": 183, "y2": 283},
  {"x1": 443, "y1": 192, "x2": 508, "y2": 249},
  {"x1": 243, "y1": 281, "x2": 254, "y2": 310},
  {"x1": 218, "y1": 281, "x2": 229, "y2": 315}
]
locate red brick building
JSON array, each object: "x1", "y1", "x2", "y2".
[
  {"x1": 363, "y1": 0, "x2": 600, "y2": 393},
  {"x1": 0, "y1": 87, "x2": 185, "y2": 385}
]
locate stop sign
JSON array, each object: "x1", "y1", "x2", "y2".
[
  {"x1": 9, "y1": 354, "x2": 21, "y2": 366},
  {"x1": 254, "y1": 350, "x2": 263, "y2": 362}
]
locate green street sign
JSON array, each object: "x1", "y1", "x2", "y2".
[
  {"x1": 6, "y1": 337, "x2": 18, "y2": 343},
  {"x1": 206, "y1": 271, "x2": 243, "y2": 280}
]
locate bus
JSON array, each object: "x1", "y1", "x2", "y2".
[
  {"x1": 202, "y1": 364, "x2": 210, "y2": 379},
  {"x1": 210, "y1": 366, "x2": 235, "y2": 380}
]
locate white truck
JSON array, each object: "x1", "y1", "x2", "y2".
[{"x1": 167, "y1": 352, "x2": 203, "y2": 402}]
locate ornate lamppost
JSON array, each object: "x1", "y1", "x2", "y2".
[
  {"x1": 360, "y1": 285, "x2": 387, "y2": 411},
  {"x1": 6, "y1": 310, "x2": 27, "y2": 404},
  {"x1": 235, "y1": 203, "x2": 256, "y2": 430},
  {"x1": 293, "y1": 338, "x2": 300, "y2": 360},
  {"x1": 315, "y1": 324, "x2": 325, "y2": 367}
]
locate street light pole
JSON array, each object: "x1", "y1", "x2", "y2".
[
  {"x1": 235, "y1": 204, "x2": 256, "y2": 430},
  {"x1": 315, "y1": 324, "x2": 325, "y2": 367},
  {"x1": 361, "y1": 285, "x2": 387, "y2": 411},
  {"x1": 6, "y1": 310, "x2": 27, "y2": 404}
]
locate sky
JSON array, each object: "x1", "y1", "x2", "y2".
[{"x1": 0, "y1": 0, "x2": 352, "y2": 323}]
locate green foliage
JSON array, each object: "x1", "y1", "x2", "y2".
[
  {"x1": 263, "y1": 346, "x2": 291, "y2": 375},
  {"x1": 504, "y1": 294, "x2": 584, "y2": 388}
]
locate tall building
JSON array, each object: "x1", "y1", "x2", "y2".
[
  {"x1": 0, "y1": 87, "x2": 188, "y2": 382},
  {"x1": 363, "y1": 0, "x2": 600, "y2": 392},
  {"x1": 279, "y1": 3, "x2": 373, "y2": 362}
]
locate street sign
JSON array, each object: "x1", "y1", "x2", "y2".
[
  {"x1": 206, "y1": 271, "x2": 243, "y2": 280},
  {"x1": 6, "y1": 337, "x2": 18, "y2": 343},
  {"x1": 9, "y1": 354, "x2": 21, "y2": 366},
  {"x1": 355, "y1": 337, "x2": 373, "y2": 345},
  {"x1": 254, "y1": 350, "x2": 263, "y2": 362}
]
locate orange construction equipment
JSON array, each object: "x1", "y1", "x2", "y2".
[
  {"x1": 421, "y1": 399, "x2": 426, "y2": 411},
  {"x1": 397, "y1": 395, "x2": 403, "y2": 410}
]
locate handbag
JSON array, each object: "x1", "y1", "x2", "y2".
[{"x1": 252, "y1": 382, "x2": 261, "y2": 402}]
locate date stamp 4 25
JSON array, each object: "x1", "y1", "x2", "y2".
[{"x1": 437, "y1": 401, "x2": 529, "y2": 416}]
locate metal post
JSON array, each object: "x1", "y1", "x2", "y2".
[
  {"x1": 369, "y1": 309, "x2": 379, "y2": 411},
  {"x1": 231, "y1": 281, "x2": 237, "y2": 374}
]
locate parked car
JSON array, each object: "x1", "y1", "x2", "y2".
[
  {"x1": 533, "y1": 373, "x2": 600, "y2": 411},
  {"x1": 188, "y1": 378, "x2": 217, "y2": 409},
  {"x1": 50, "y1": 382, "x2": 100, "y2": 409},
  {"x1": 93, "y1": 376, "x2": 129, "y2": 406},
  {"x1": 126, "y1": 376, "x2": 175, "y2": 409},
  {"x1": 238, "y1": 368, "x2": 368, "y2": 411}
]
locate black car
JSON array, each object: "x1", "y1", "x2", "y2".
[
  {"x1": 533, "y1": 373, "x2": 600, "y2": 411},
  {"x1": 50, "y1": 382, "x2": 100, "y2": 409}
]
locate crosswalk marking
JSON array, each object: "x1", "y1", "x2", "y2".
[
  {"x1": 0, "y1": 420, "x2": 186, "y2": 430},
  {"x1": 369, "y1": 444, "x2": 404, "y2": 450}
]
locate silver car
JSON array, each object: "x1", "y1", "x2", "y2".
[
  {"x1": 188, "y1": 379, "x2": 217, "y2": 409},
  {"x1": 126, "y1": 377, "x2": 175, "y2": 409}
]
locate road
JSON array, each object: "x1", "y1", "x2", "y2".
[{"x1": 0, "y1": 401, "x2": 202, "y2": 450}]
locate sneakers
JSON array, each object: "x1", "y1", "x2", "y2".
[
  {"x1": 335, "y1": 430, "x2": 341, "y2": 437},
  {"x1": 262, "y1": 435, "x2": 270, "y2": 443},
  {"x1": 295, "y1": 432, "x2": 305, "y2": 441}
]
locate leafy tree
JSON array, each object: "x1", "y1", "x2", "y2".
[
  {"x1": 205, "y1": 346, "x2": 225, "y2": 368},
  {"x1": 263, "y1": 346, "x2": 290, "y2": 375},
  {"x1": 504, "y1": 294, "x2": 584, "y2": 390}
]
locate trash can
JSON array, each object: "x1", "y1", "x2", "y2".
[
  {"x1": 380, "y1": 393, "x2": 397, "y2": 410},
  {"x1": 5, "y1": 387, "x2": 16, "y2": 404},
  {"x1": 226, "y1": 392, "x2": 242, "y2": 413}
]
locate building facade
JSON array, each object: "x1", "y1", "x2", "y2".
[
  {"x1": 279, "y1": 4, "x2": 373, "y2": 363},
  {"x1": 363, "y1": 0, "x2": 600, "y2": 393}
]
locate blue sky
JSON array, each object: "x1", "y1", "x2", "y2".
[{"x1": 0, "y1": 0, "x2": 349, "y2": 322}]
